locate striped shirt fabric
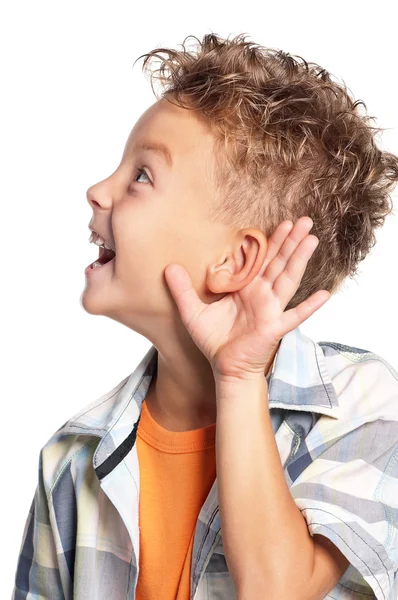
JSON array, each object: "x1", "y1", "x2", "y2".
[{"x1": 11, "y1": 325, "x2": 398, "y2": 600}]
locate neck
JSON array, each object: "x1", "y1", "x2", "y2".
[{"x1": 143, "y1": 338, "x2": 279, "y2": 432}]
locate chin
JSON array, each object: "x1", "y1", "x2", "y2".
[{"x1": 79, "y1": 290, "x2": 109, "y2": 316}]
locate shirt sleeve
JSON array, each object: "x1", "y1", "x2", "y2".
[
  {"x1": 288, "y1": 414, "x2": 398, "y2": 600},
  {"x1": 11, "y1": 449, "x2": 66, "y2": 600}
]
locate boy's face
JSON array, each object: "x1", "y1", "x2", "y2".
[{"x1": 81, "y1": 97, "x2": 232, "y2": 337}]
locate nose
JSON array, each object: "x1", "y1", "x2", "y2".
[
  {"x1": 86, "y1": 171, "x2": 118, "y2": 209},
  {"x1": 86, "y1": 185, "x2": 100, "y2": 208},
  {"x1": 86, "y1": 182, "x2": 113, "y2": 210}
]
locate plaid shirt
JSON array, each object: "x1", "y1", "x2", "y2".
[{"x1": 12, "y1": 325, "x2": 398, "y2": 600}]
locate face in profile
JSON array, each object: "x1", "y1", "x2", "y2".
[{"x1": 81, "y1": 97, "x2": 231, "y2": 339}]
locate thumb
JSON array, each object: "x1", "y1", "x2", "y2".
[{"x1": 164, "y1": 264, "x2": 206, "y2": 328}]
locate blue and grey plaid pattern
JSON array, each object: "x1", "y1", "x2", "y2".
[{"x1": 12, "y1": 326, "x2": 398, "y2": 599}]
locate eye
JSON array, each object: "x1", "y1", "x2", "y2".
[{"x1": 132, "y1": 167, "x2": 152, "y2": 185}]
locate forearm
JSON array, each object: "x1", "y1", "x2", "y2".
[{"x1": 215, "y1": 376, "x2": 316, "y2": 599}]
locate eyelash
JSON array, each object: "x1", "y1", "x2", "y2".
[{"x1": 132, "y1": 167, "x2": 152, "y2": 185}]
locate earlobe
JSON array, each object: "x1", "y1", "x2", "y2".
[{"x1": 206, "y1": 257, "x2": 238, "y2": 295}]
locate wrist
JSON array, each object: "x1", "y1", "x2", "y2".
[{"x1": 215, "y1": 374, "x2": 268, "y2": 402}]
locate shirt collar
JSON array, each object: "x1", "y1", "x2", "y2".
[
  {"x1": 267, "y1": 325, "x2": 340, "y2": 419},
  {"x1": 59, "y1": 325, "x2": 340, "y2": 444}
]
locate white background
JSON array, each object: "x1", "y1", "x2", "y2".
[{"x1": 2, "y1": 0, "x2": 397, "y2": 595}]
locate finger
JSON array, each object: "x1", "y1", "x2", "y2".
[
  {"x1": 256, "y1": 220, "x2": 294, "y2": 278},
  {"x1": 164, "y1": 264, "x2": 206, "y2": 328},
  {"x1": 273, "y1": 235, "x2": 319, "y2": 308},
  {"x1": 279, "y1": 289, "x2": 331, "y2": 334},
  {"x1": 260, "y1": 216, "x2": 315, "y2": 284}
]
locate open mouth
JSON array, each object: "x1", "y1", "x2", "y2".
[{"x1": 89, "y1": 247, "x2": 116, "y2": 270}]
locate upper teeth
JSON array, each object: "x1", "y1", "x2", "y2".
[{"x1": 89, "y1": 231, "x2": 114, "y2": 250}]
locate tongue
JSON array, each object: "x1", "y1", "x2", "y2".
[{"x1": 98, "y1": 249, "x2": 116, "y2": 265}]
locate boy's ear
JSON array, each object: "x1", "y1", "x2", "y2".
[{"x1": 206, "y1": 229, "x2": 268, "y2": 294}]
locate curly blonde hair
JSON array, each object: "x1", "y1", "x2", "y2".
[{"x1": 134, "y1": 32, "x2": 398, "y2": 310}]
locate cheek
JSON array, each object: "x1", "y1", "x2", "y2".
[
  {"x1": 116, "y1": 232, "x2": 167, "y2": 281},
  {"x1": 116, "y1": 202, "x2": 201, "y2": 275}
]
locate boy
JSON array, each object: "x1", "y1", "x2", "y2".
[{"x1": 12, "y1": 32, "x2": 398, "y2": 600}]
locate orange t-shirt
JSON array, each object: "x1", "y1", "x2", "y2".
[{"x1": 135, "y1": 399, "x2": 217, "y2": 600}]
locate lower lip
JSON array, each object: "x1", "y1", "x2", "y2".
[{"x1": 84, "y1": 256, "x2": 116, "y2": 276}]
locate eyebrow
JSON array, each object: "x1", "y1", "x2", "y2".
[{"x1": 133, "y1": 141, "x2": 173, "y2": 169}]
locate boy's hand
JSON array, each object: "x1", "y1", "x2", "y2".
[{"x1": 164, "y1": 217, "x2": 331, "y2": 382}]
